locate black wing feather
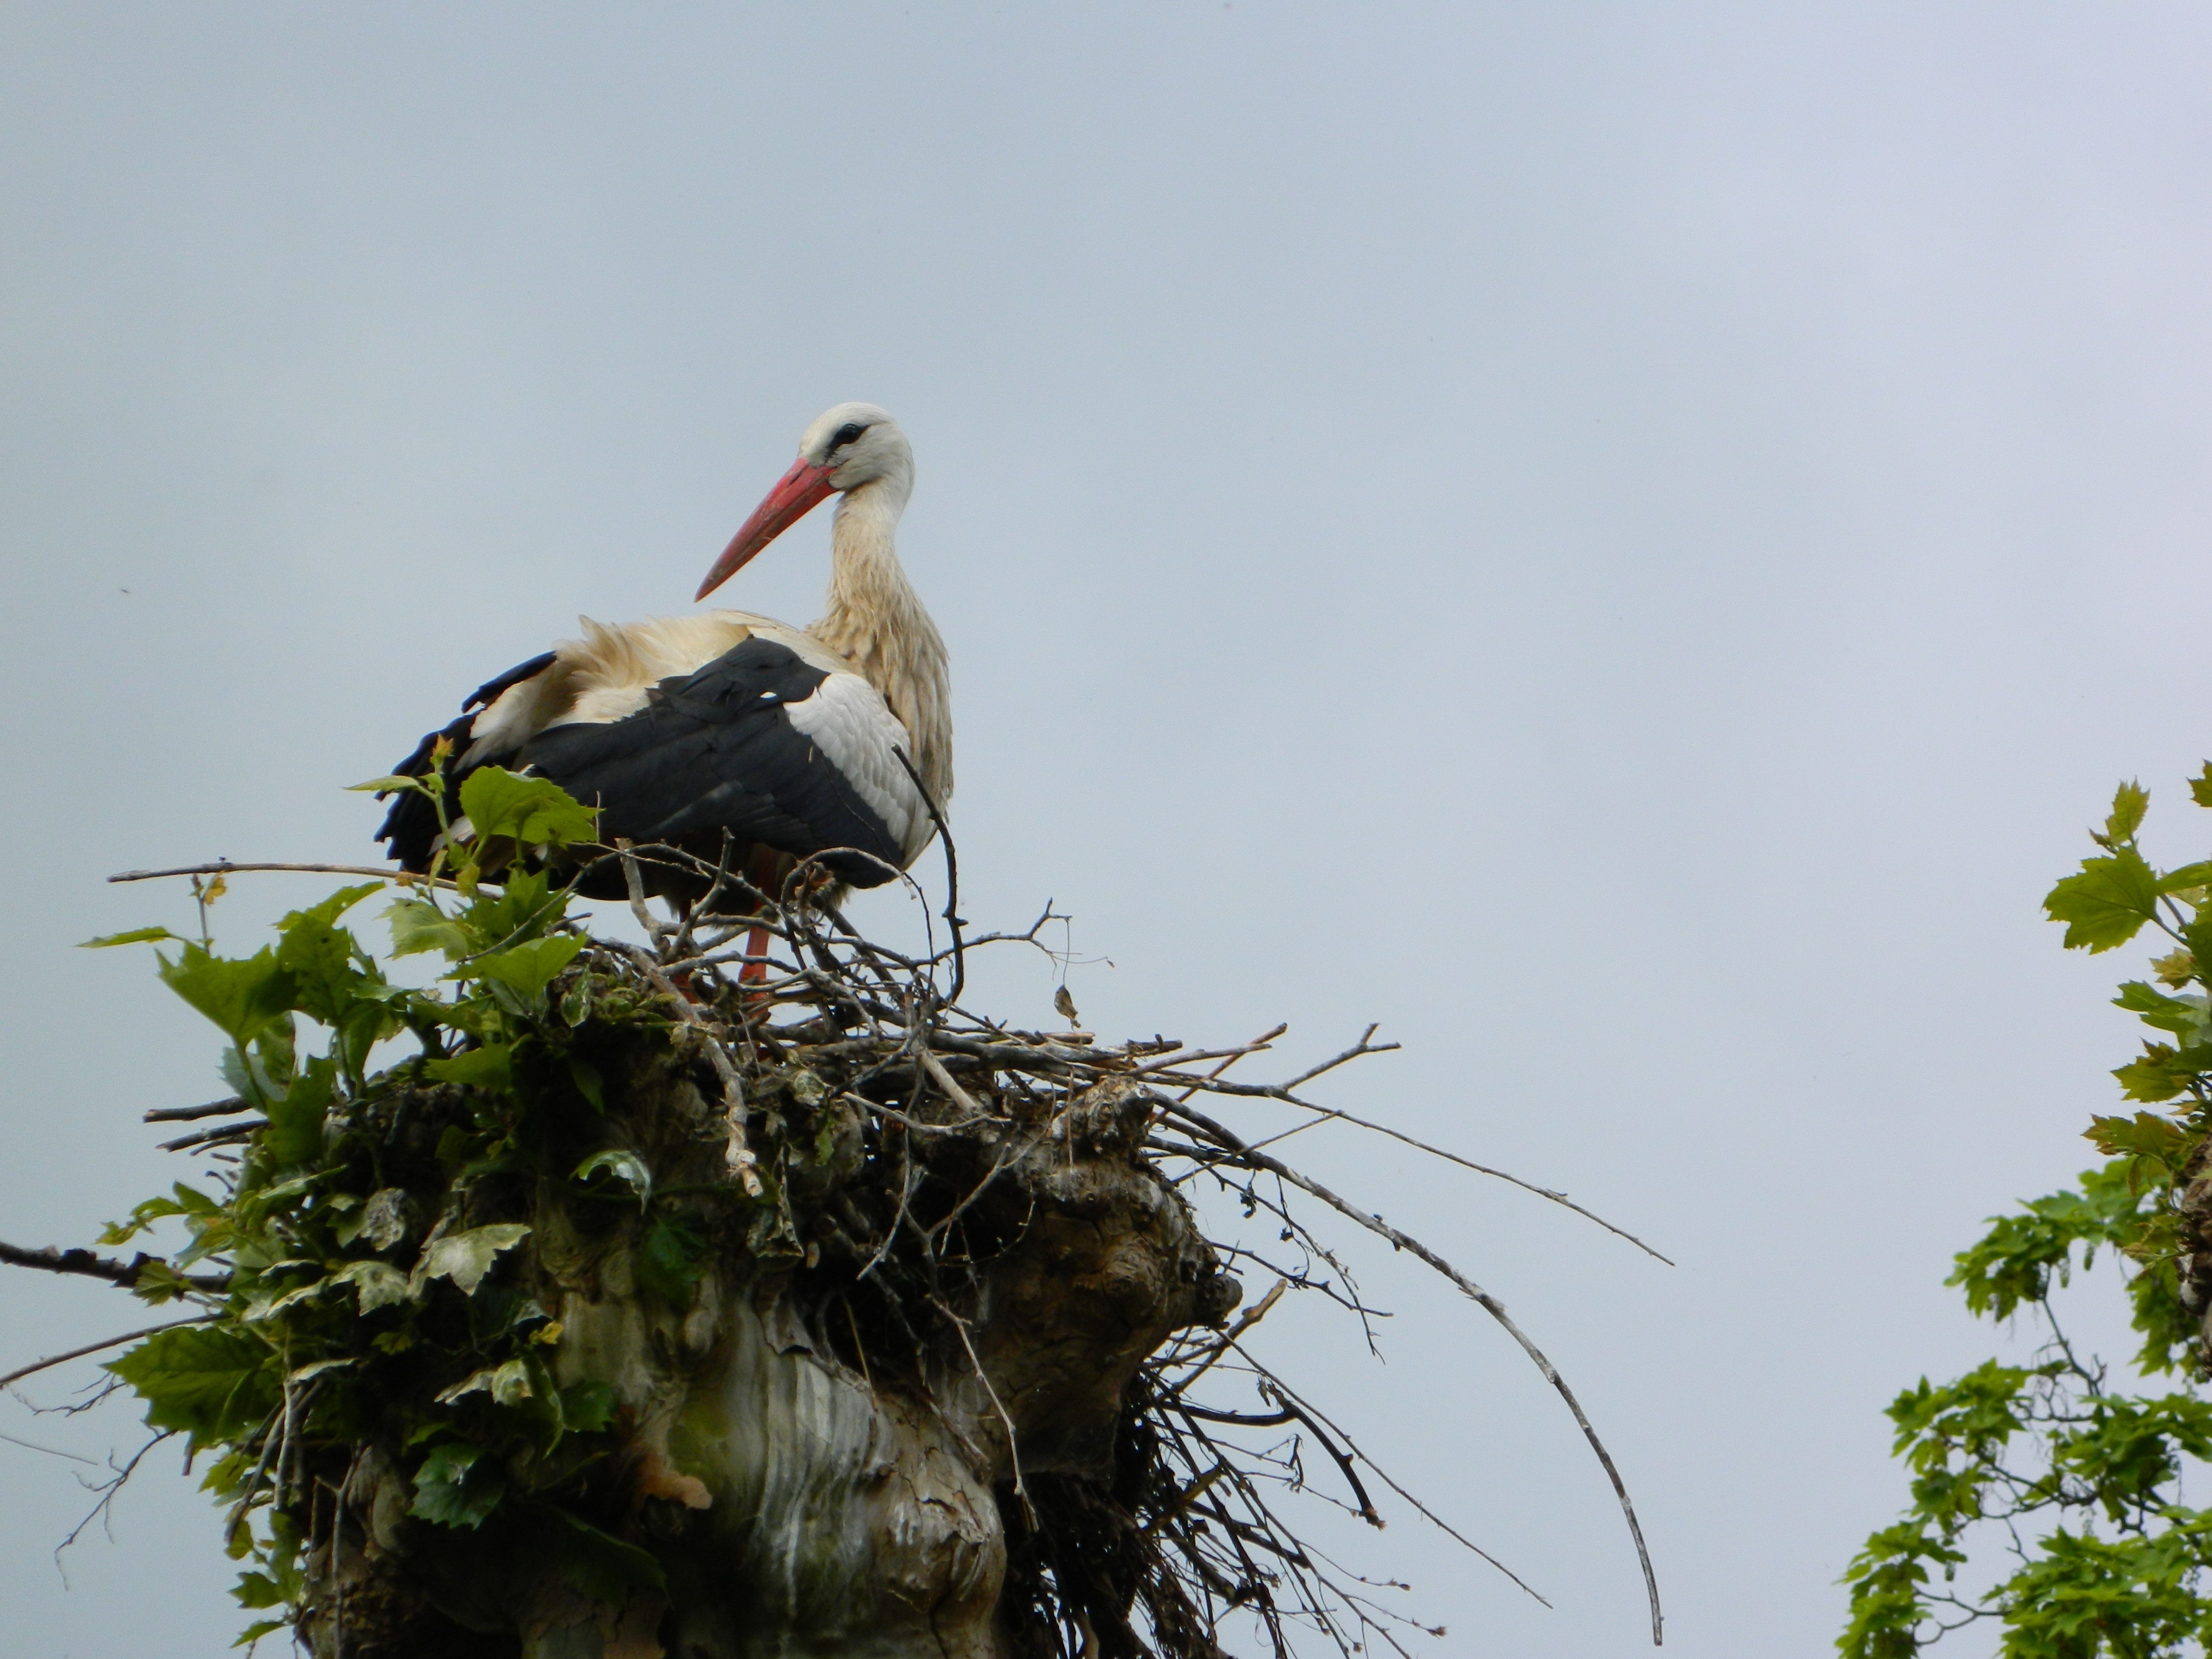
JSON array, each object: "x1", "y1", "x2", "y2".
[
  {"x1": 375, "y1": 650, "x2": 557, "y2": 870},
  {"x1": 521, "y1": 637, "x2": 904, "y2": 886}
]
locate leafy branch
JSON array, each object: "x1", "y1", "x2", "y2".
[{"x1": 1842, "y1": 767, "x2": 2212, "y2": 1658}]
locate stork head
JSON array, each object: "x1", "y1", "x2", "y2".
[{"x1": 696, "y1": 402, "x2": 910, "y2": 601}]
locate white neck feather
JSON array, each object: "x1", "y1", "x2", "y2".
[{"x1": 811, "y1": 478, "x2": 953, "y2": 808}]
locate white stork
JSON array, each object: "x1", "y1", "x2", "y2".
[{"x1": 377, "y1": 403, "x2": 951, "y2": 910}]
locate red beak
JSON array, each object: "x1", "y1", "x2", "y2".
[{"x1": 695, "y1": 456, "x2": 838, "y2": 601}]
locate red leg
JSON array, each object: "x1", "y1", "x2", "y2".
[{"x1": 739, "y1": 847, "x2": 781, "y2": 991}]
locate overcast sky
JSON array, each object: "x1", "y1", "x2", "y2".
[{"x1": 7, "y1": 5, "x2": 2212, "y2": 1655}]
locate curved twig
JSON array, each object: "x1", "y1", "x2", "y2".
[{"x1": 1158, "y1": 1098, "x2": 1664, "y2": 1646}]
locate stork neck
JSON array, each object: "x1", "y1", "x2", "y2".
[
  {"x1": 812, "y1": 477, "x2": 954, "y2": 806},
  {"x1": 822, "y1": 478, "x2": 912, "y2": 620}
]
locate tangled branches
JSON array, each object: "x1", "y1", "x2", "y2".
[{"x1": 4, "y1": 790, "x2": 1662, "y2": 1656}]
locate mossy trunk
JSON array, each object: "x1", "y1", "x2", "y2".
[{"x1": 294, "y1": 1022, "x2": 1240, "y2": 1659}]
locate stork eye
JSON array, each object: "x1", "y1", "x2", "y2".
[{"x1": 830, "y1": 422, "x2": 869, "y2": 452}]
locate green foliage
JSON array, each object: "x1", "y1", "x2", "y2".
[
  {"x1": 1844, "y1": 774, "x2": 2212, "y2": 1655},
  {"x1": 86, "y1": 774, "x2": 695, "y2": 1646},
  {"x1": 105, "y1": 1327, "x2": 280, "y2": 1452}
]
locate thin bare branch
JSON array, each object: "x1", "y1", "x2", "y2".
[{"x1": 1, "y1": 1317, "x2": 219, "y2": 1391}]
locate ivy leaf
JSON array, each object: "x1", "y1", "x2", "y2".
[
  {"x1": 436, "y1": 1358, "x2": 535, "y2": 1407},
  {"x1": 573, "y1": 1149, "x2": 651, "y2": 1210},
  {"x1": 559, "y1": 1381, "x2": 616, "y2": 1434},
  {"x1": 423, "y1": 1044, "x2": 514, "y2": 1092},
  {"x1": 158, "y1": 944, "x2": 297, "y2": 1047},
  {"x1": 331, "y1": 1260, "x2": 411, "y2": 1313},
  {"x1": 568, "y1": 1056, "x2": 606, "y2": 1112},
  {"x1": 107, "y1": 1327, "x2": 280, "y2": 1451},
  {"x1": 2044, "y1": 848, "x2": 2163, "y2": 953},
  {"x1": 636, "y1": 1214, "x2": 710, "y2": 1306},
  {"x1": 410, "y1": 1442, "x2": 503, "y2": 1528},
  {"x1": 412, "y1": 1223, "x2": 531, "y2": 1296},
  {"x1": 456, "y1": 768, "x2": 599, "y2": 850}
]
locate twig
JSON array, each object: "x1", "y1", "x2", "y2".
[
  {"x1": 610, "y1": 943, "x2": 762, "y2": 1198},
  {"x1": 931, "y1": 1294, "x2": 1028, "y2": 1516},
  {"x1": 616, "y1": 841, "x2": 673, "y2": 953},
  {"x1": 1238, "y1": 1347, "x2": 1554, "y2": 1610},
  {"x1": 0, "y1": 1240, "x2": 230, "y2": 1294},
  {"x1": 0, "y1": 1428, "x2": 98, "y2": 1462},
  {"x1": 1154, "y1": 1065, "x2": 1671, "y2": 1265},
  {"x1": 1169, "y1": 1279, "x2": 1287, "y2": 1398},
  {"x1": 160, "y1": 1120, "x2": 264, "y2": 1153},
  {"x1": 1243, "y1": 1100, "x2": 1673, "y2": 1266},
  {"x1": 144, "y1": 1096, "x2": 250, "y2": 1124},
  {"x1": 917, "y1": 1046, "x2": 989, "y2": 1121},
  {"x1": 1, "y1": 1317, "x2": 219, "y2": 1391},
  {"x1": 109, "y1": 861, "x2": 457, "y2": 891},
  {"x1": 890, "y1": 747, "x2": 964, "y2": 1004},
  {"x1": 1161, "y1": 1099, "x2": 1664, "y2": 1646}
]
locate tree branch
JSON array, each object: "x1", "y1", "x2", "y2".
[{"x1": 0, "y1": 1239, "x2": 229, "y2": 1294}]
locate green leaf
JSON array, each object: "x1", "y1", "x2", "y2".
[
  {"x1": 1947, "y1": 1163, "x2": 2150, "y2": 1321},
  {"x1": 272, "y1": 885, "x2": 383, "y2": 1027},
  {"x1": 2114, "y1": 981, "x2": 2210, "y2": 1038},
  {"x1": 456, "y1": 767, "x2": 599, "y2": 850},
  {"x1": 100, "y1": 1182, "x2": 219, "y2": 1246},
  {"x1": 261, "y1": 1056, "x2": 335, "y2": 1170},
  {"x1": 2044, "y1": 847, "x2": 2163, "y2": 952},
  {"x1": 347, "y1": 773, "x2": 431, "y2": 795},
  {"x1": 2104, "y1": 779, "x2": 2150, "y2": 845},
  {"x1": 157, "y1": 944, "x2": 296, "y2": 1047},
  {"x1": 573, "y1": 1149, "x2": 651, "y2": 1210},
  {"x1": 331, "y1": 1260, "x2": 411, "y2": 1313},
  {"x1": 385, "y1": 897, "x2": 472, "y2": 960},
  {"x1": 549, "y1": 1507, "x2": 667, "y2": 1602},
  {"x1": 568, "y1": 1056, "x2": 605, "y2": 1112},
  {"x1": 81, "y1": 926, "x2": 185, "y2": 949},
  {"x1": 107, "y1": 1327, "x2": 279, "y2": 1451},
  {"x1": 467, "y1": 934, "x2": 584, "y2": 1006},
  {"x1": 2160, "y1": 860, "x2": 2212, "y2": 895},
  {"x1": 409, "y1": 1441, "x2": 503, "y2": 1528},
  {"x1": 2084, "y1": 1112, "x2": 2189, "y2": 1161},
  {"x1": 2191, "y1": 762, "x2": 2212, "y2": 809},
  {"x1": 558, "y1": 1381, "x2": 616, "y2": 1434},
  {"x1": 635, "y1": 1214, "x2": 710, "y2": 1306},
  {"x1": 2115, "y1": 1041, "x2": 2212, "y2": 1104},
  {"x1": 423, "y1": 1043, "x2": 513, "y2": 1091},
  {"x1": 232, "y1": 1571, "x2": 288, "y2": 1610},
  {"x1": 413, "y1": 1223, "x2": 531, "y2": 1296},
  {"x1": 458, "y1": 868, "x2": 564, "y2": 945},
  {"x1": 436, "y1": 1358, "x2": 535, "y2": 1407}
]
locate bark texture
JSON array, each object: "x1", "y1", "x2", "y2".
[{"x1": 296, "y1": 1025, "x2": 1240, "y2": 1659}]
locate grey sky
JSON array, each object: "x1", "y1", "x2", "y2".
[{"x1": 6, "y1": 5, "x2": 2212, "y2": 1653}]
